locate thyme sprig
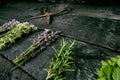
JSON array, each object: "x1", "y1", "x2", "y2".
[
  {"x1": 0, "y1": 22, "x2": 38, "y2": 50},
  {"x1": 45, "y1": 39, "x2": 75, "y2": 80},
  {"x1": 12, "y1": 29, "x2": 61, "y2": 70}
]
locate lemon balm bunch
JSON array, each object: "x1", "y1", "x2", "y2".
[
  {"x1": 12, "y1": 29, "x2": 61, "y2": 70},
  {"x1": 0, "y1": 22, "x2": 38, "y2": 50}
]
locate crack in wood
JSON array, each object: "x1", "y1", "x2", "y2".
[
  {"x1": 60, "y1": 34, "x2": 120, "y2": 53},
  {"x1": 0, "y1": 53, "x2": 37, "y2": 80},
  {"x1": 36, "y1": 28, "x2": 120, "y2": 53}
]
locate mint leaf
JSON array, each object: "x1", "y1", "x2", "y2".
[
  {"x1": 97, "y1": 56, "x2": 120, "y2": 80},
  {"x1": 97, "y1": 77, "x2": 106, "y2": 80},
  {"x1": 117, "y1": 59, "x2": 120, "y2": 67},
  {"x1": 112, "y1": 67, "x2": 120, "y2": 80}
]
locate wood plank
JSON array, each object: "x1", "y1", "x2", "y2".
[
  {"x1": 0, "y1": 1, "x2": 120, "y2": 52},
  {"x1": 0, "y1": 54, "x2": 35, "y2": 80},
  {"x1": 0, "y1": 1, "x2": 120, "y2": 80}
]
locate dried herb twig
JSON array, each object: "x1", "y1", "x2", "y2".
[
  {"x1": 45, "y1": 39, "x2": 75, "y2": 80},
  {"x1": 12, "y1": 29, "x2": 61, "y2": 70}
]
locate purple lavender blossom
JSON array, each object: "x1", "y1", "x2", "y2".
[
  {"x1": 0, "y1": 19, "x2": 20, "y2": 32},
  {"x1": 40, "y1": 35, "x2": 44, "y2": 40},
  {"x1": 30, "y1": 52, "x2": 36, "y2": 57},
  {"x1": 31, "y1": 29, "x2": 61, "y2": 57},
  {"x1": 45, "y1": 41, "x2": 50, "y2": 46},
  {"x1": 40, "y1": 46, "x2": 45, "y2": 49},
  {"x1": 55, "y1": 34, "x2": 59, "y2": 38},
  {"x1": 33, "y1": 38, "x2": 38, "y2": 42}
]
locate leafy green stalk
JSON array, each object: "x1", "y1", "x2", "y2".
[
  {"x1": 97, "y1": 56, "x2": 120, "y2": 80},
  {"x1": 45, "y1": 39, "x2": 75, "y2": 80}
]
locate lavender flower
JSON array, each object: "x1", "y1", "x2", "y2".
[
  {"x1": 34, "y1": 29, "x2": 61, "y2": 49},
  {"x1": 46, "y1": 41, "x2": 50, "y2": 46},
  {"x1": 30, "y1": 52, "x2": 36, "y2": 57},
  {"x1": 40, "y1": 35, "x2": 44, "y2": 40},
  {"x1": 40, "y1": 46, "x2": 45, "y2": 49},
  {"x1": 33, "y1": 38, "x2": 38, "y2": 43},
  {"x1": 12, "y1": 29, "x2": 61, "y2": 70},
  {"x1": 0, "y1": 22, "x2": 38, "y2": 50},
  {"x1": 0, "y1": 19, "x2": 20, "y2": 32}
]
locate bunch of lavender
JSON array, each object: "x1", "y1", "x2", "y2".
[
  {"x1": 0, "y1": 22, "x2": 38, "y2": 50},
  {"x1": 0, "y1": 19, "x2": 20, "y2": 33},
  {"x1": 12, "y1": 29, "x2": 61, "y2": 70},
  {"x1": 45, "y1": 39, "x2": 75, "y2": 80}
]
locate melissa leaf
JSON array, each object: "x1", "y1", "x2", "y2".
[{"x1": 112, "y1": 67, "x2": 120, "y2": 80}]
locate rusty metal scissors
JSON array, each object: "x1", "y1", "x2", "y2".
[{"x1": 28, "y1": 7, "x2": 72, "y2": 24}]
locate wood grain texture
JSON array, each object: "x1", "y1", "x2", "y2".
[{"x1": 0, "y1": 55, "x2": 35, "y2": 80}]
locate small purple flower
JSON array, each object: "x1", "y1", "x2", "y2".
[
  {"x1": 32, "y1": 29, "x2": 61, "y2": 55},
  {"x1": 33, "y1": 38, "x2": 38, "y2": 42},
  {"x1": 0, "y1": 19, "x2": 20, "y2": 32},
  {"x1": 46, "y1": 41, "x2": 50, "y2": 46},
  {"x1": 47, "y1": 33, "x2": 50, "y2": 37},
  {"x1": 40, "y1": 46, "x2": 45, "y2": 49},
  {"x1": 30, "y1": 52, "x2": 36, "y2": 57},
  {"x1": 40, "y1": 35, "x2": 44, "y2": 40},
  {"x1": 55, "y1": 34, "x2": 59, "y2": 38}
]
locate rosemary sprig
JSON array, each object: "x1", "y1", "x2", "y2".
[
  {"x1": 0, "y1": 22, "x2": 38, "y2": 50},
  {"x1": 45, "y1": 39, "x2": 75, "y2": 80},
  {"x1": 12, "y1": 29, "x2": 61, "y2": 70}
]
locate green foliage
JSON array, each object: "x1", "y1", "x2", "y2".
[
  {"x1": 112, "y1": 67, "x2": 120, "y2": 80},
  {"x1": 45, "y1": 39, "x2": 75, "y2": 80},
  {"x1": 0, "y1": 22, "x2": 37, "y2": 50},
  {"x1": 97, "y1": 56, "x2": 120, "y2": 80}
]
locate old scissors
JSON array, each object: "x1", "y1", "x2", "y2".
[{"x1": 29, "y1": 7, "x2": 72, "y2": 24}]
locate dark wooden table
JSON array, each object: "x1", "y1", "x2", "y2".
[{"x1": 0, "y1": 1, "x2": 120, "y2": 80}]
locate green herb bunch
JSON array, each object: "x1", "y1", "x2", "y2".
[
  {"x1": 0, "y1": 22, "x2": 38, "y2": 50},
  {"x1": 12, "y1": 29, "x2": 61, "y2": 70},
  {"x1": 45, "y1": 39, "x2": 75, "y2": 80},
  {"x1": 97, "y1": 56, "x2": 120, "y2": 80}
]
